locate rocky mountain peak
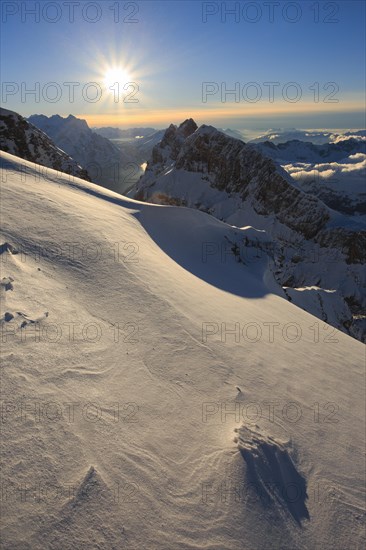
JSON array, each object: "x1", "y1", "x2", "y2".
[
  {"x1": 178, "y1": 118, "x2": 198, "y2": 137},
  {"x1": 150, "y1": 119, "x2": 197, "y2": 166},
  {"x1": 131, "y1": 120, "x2": 365, "y2": 341},
  {"x1": 0, "y1": 108, "x2": 90, "y2": 181},
  {"x1": 137, "y1": 120, "x2": 331, "y2": 239}
]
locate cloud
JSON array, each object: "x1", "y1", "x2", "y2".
[
  {"x1": 284, "y1": 154, "x2": 366, "y2": 195},
  {"x1": 330, "y1": 134, "x2": 366, "y2": 144}
]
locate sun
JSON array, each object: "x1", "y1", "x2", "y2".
[{"x1": 103, "y1": 67, "x2": 132, "y2": 89}]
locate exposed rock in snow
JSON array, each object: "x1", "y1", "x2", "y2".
[
  {"x1": 130, "y1": 120, "x2": 365, "y2": 341},
  {"x1": 28, "y1": 113, "x2": 138, "y2": 193},
  {"x1": 134, "y1": 121, "x2": 330, "y2": 239},
  {"x1": 0, "y1": 108, "x2": 90, "y2": 181}
]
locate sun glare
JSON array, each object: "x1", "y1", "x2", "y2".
[{"x1": 103, "y1": 67, "x2": 132, "y2": 89}]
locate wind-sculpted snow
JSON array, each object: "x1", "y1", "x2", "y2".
[
  {"x1": 33, "y1": 466, "x2": 126, "y2": 549},
  {"x1": 235, "y1": 425, "x2": 309, "y2": 524},
  {"x1": 0, "y1": 151, "x2": 365, "y2": 549}
]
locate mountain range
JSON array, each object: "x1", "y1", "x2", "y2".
[
  {"x1": 253, "y1": 138, "x2": 366, "y2": 214},
  {"x1": 28, "y1": 114, "x2": 141, "y2": 193},
  {"x1": 0, "y1": 108, "x2": 90, "y2": 181},
  {"x1": 1, "y1": 110, "x2": 365, "y2": 342},
  {"x1": 249, "y1": 128, "x2": 366, "y2": 145},
  {"x1": 129, "y1": 119, "x2": 365, "y2": 342},
  {"x1": 92, "y1": 126, "x2": 157, "y2": 139}
]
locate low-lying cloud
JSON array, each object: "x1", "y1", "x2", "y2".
[{"x1": 284, "y1": 153, "x2": 366, "y2": 195}]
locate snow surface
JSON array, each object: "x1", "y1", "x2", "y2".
[{"x1": 0, "y1": 151, "x2": 365, "y2": 549}]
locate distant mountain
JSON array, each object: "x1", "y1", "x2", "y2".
[
  {"x1": 133, "y1": 129, "x2": 166, "y2": 159},
  {"x1": 130, "y1": 119, "x2": 365, "y2": 341},
  {"x1": 92, "y1": 127, "x2": 157, "y2": 139},
  {"x1": 90, "y1": 127, "x2": 167, "y2": 169},
  {"x1": 250, "y1": 129, "x2": 334, "y2": 145},
  {"x1": 254, "y1": 138, "x2": 365, "y2": 164},
  {"x1": 253, "y1": 139, "x2": 366, "y2": 215},
  {"x1": 0, "y1": 108, "x2": 90, "y2": 180},
  {"x1": 92, "y1": 126, "x2": 243, "y2": 142},
  {"x1": 132, "y1": 119, "x2": 329, "y2": 240},
  {"x1": 218, "y1": 128, "x2": 245, "y2": 141},
  {"x1": 28, "y1": 114, "x2": 140, "y2": 193},
  {"x1": 343, "y1": 130, "x2": 366, "y2": 138},
  {"x1": 249, "y1": 128, "x2": 366, "y2": 145},
  {"x1": 92, "y1": 127, "x2": 245, "y2": 167}
]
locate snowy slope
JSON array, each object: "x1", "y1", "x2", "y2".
[{"x1": 1, "y1": 151, "x2": 365, "y2": 549}]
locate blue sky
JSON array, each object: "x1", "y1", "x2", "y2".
[{"x1": 1, "y1": 0, "x2": 365, "y2": 129}]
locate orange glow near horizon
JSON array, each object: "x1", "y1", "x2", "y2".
[{"x1": 78, "y1": 100, "x2": 365, "y2": 128}]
